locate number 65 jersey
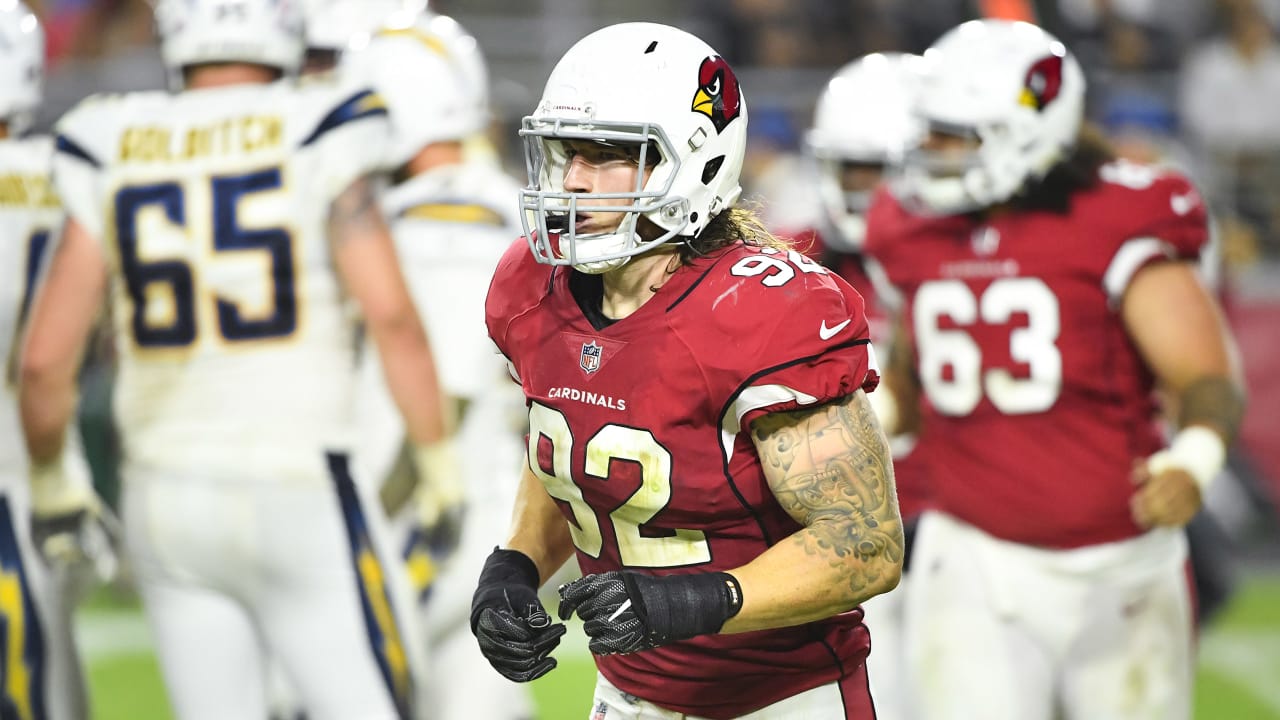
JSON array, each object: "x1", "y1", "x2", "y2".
[
  {"x1": 864, "y1": 162, "x2": 1209, "y2": 549},
  {"x1": 487, "y1": 240, "x2": 880, "y2": 719},
  {"x1": 52, "y1": 80, "x2": 389, "y2": 481}
]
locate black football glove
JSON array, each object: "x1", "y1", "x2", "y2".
[
  {"x1": 470, "y1": 547, "x2": 566, "y2": 682},
  {"x1": 557, "y1": 570, "x2": 743, "y2": 655}
]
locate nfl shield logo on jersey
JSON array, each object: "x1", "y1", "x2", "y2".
[
  {"x1": 580, "y1": 341, "x2": 603, "y2": 374},
  {"x1": 591, "y1": 701, "x2": 609, "y2": 719}
]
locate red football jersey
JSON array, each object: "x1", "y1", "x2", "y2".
[
  {"x1": 487, "y1": 239, "x2": 878, "y2": 718},
  {"x1": 790, "y1": 227, "x2": 930, "y2": 520},
  {"x1": 864, "y1": 162, "x2": 1208, "y2": 548}
]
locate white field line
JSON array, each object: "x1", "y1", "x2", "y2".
[{"x1": 1198, "y1": 629, "x2": 1280, "y2": 715}]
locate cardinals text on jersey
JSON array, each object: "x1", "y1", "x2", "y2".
[
  {"x1": 864, "y1": 161, "x2": 1208, "y2": 548},
  {"x1": 487, "y1": 239, "x2": 879, "y2": 719}
]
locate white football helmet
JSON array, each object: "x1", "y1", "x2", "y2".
[
  {"x1": 153, "y1": 0, "x2": 306, "y2": 89},
  {"x1": 422, "y1": 12, "x2": 489, "y2": 133},
  {"x1": 349, "y1": 9, "x2": 488, "y2": 165},
  {"x1": 303, "y1": 0, "x2": 424, "y2": 52},
  {"x1": 521, "y1": 22, "x2": 748, "y2": 274},
  {"x1": 898, "y1": 19, "x2": 1085, "y2": 215},
  {"x1": 806, "y1": 53, "x2": 925, "y2": 251},
  {"x1": 0, "y1": 1, "x2": 42, "y2": 136}
]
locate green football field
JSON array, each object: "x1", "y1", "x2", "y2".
[{"x1": 81, "y1": 574, "x2": 1280, "y2": 719}]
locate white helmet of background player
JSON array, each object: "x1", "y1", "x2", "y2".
[
  {"x1": 521, "y1": 22, "x2": 748, "y2": 274},
  {"x1": 898, "y1": 19, "x2": 1085, "y2": 215},
  {"x1": 351, "y1": 9, "x2": 489, "y2": 166},
  {"x1": 303, "y1": 0, "x2": 424, "y2": 52},
  {"x1": 153, "y1": 0, "x2": 306, "y2": 89},
  {"x1": 806, "y1": 53, "x2": 924, "y2": 251},
  {"x1": 0, "y1": 1, "x2": 43, "y2": 136}
]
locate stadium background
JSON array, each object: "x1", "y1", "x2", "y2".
[{"x1": 20, "y1": 0, "x2": 1280, "y2": 716}]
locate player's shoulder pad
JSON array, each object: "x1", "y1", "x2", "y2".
[
  {"x1": 485, "y1": 237, "x2": 554, "y2": 349},
  {"x1": 2, "y1": 134, "x2": 54, "y2": 171},
  {"x1": 384, "y1": 162, "x2": 522, "y2": 231},
  {"x1": 1091, "y1": 161, "x2": 1208, "y2": 248},
  {"x1": 290, "y1": 78, "x2": 389, "y2": 150},
  {"x1": 679, "y1": 244, "x2": 867, "y2": 343},
  {"x1": 54, "y1": 91, "x2": 167, "y2": 170}
]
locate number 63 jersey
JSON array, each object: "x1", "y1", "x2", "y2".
[
  {"x1": 487, "y1": 239, "x2": 880, "y2": 718},
  {"x1": 864, "y1": 162, "x2": 1209, "y2": 549},
  {"x1": 52, "y1": 80, "x2": 389, "y2": 481}
]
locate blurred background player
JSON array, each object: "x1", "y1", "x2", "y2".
[
  {"x1": 1, "y1": 3, "x2": 97, "y2": 717},
  {"x1": 474, "y1": 22, "x2": 900, "y2": 718},
  {"x1": 795, "y1": 51, "x2": 928, "y2": 720},
  {"x1": 864, "y1": 19, "x2": 1246, "y2": 720},
  {"x1": 18, "y1": 0, "x2": 453, "y2": 717},
  {"x1": 302, "y1": 1, "x2": 533, "y2": 717}
]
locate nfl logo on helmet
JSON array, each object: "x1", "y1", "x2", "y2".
[{"x1": 580, "y1": 341, "x2": 603, "y2": 374}]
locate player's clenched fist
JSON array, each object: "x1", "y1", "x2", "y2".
[
  {"x1": 471, "y1": 547, "x2": 566, "y2": 682},
  {"x1": 558, "y1": 570, "x2": 743, "y2": 655}
]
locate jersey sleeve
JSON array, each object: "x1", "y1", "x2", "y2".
[
  {"x1": 295, "y1": 82, "x2": 393, "y2": 205},
  {"x1": 51, "y1": 97, "x2": 113, "y2": 239},
  {"x1": 694, "y1": 251, "x2": 880, "y2": 434},
  {"x1": 862, "y1": 188, "x2": 910, "y2": 312},
  {"x1": 484, "y1": 237, "x2": 549, "y2": 383},
  {"x1": 1100, "y1": 168, "x2": 1210, "y2": 305}
]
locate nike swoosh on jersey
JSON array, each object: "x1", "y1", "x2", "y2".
[{"x1": 819, "y1": 318, "x2": 852, "y2": 340}]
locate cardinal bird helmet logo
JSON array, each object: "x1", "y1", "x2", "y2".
[
  {"x1": 691, "y1": 55, "x2": 742, "y2": 133},
  {"x1": 1019, "y1": 54, "x2": 1065, "y2": 112}
]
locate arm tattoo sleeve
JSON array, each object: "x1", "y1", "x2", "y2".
[
  {"x1": 327, "y1": 175, "x2": 383, "y2": 245},
  {"x1": 752, "y1": 391, "x2": 905, "y2": 598},
  {"x1": 1178, "y1": 375, "x2": 1246, "y2": 444}
]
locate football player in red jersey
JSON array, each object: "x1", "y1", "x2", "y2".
[
  {"x1": 863, "y1": 19, "x2": 1245, "y2": 720},
  {"x1": 797, "y1": 52, "x2": 929, "y2": 720},
  {"x1": 471, "y1": 22, "x2": 902, "y2": 720}
]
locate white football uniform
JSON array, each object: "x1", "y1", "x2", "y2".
[
  {"x1": 353, "y1": 160, "x2": 533, "y2": 720},
  {"x1": 52, "y1": 81, "x2": 426, "y2": 720},
  {"x1": 0, "y1": 134, "x2": 89, "y2": 720}
]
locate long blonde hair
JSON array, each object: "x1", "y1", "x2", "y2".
[{"x1": 677, "y1": 203, "x2": 790, "y2": 266}]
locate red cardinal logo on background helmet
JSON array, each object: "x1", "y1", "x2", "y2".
[
  {"x1": 1019, "y1": 54, "x2": 1064, "y2": 112},
  {"x1": 691, "y1": 56, "x2": 741, "y2": 133}
]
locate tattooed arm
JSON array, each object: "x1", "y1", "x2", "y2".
[
  {"x1": 331, "y1": 174, "x2": 450, "y2": 448},
  {"x1": 719, "y1": 389, "x2": 904, "y2": 634}
]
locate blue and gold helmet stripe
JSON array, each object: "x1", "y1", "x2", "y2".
[
  {"x1": 0, "y1": 497, "x2": 48, "y2": 720},
  {"x1": 374, "y1": 27, "x2": 450, "y2": 58},
  {"x1": 299, "y1": 90, "x2": 389, "y2": 149},
  {"x1": 327, "y1": 453, "x2": 413, "y2": 720}
]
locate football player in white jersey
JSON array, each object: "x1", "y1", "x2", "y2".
[
  {"x1": 17, "y1": 1, "x2": 454, "y2": 718},
  {"x1": 0, "y1": 4, "x2": 93, "y2": 717},
  {"x1": 304, "y1": 3, "x2": 534, "y2": 717},
  {"x1": 351, "y1": 14, "x2": 534, "y2": 720}
]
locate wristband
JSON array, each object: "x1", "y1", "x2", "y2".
[
  {"x1": 30, "y1": 451, "x2": 95, "y2": 518},
  {"x1": 471, "y1": 547, "x2": 542, "y2": 632},
  {"x1": 628, "y1": 571, "x2": 743, "y2": 642},
  {"x1": 1146, "y1": 425, "x2": 1226, "y2": 494}
]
